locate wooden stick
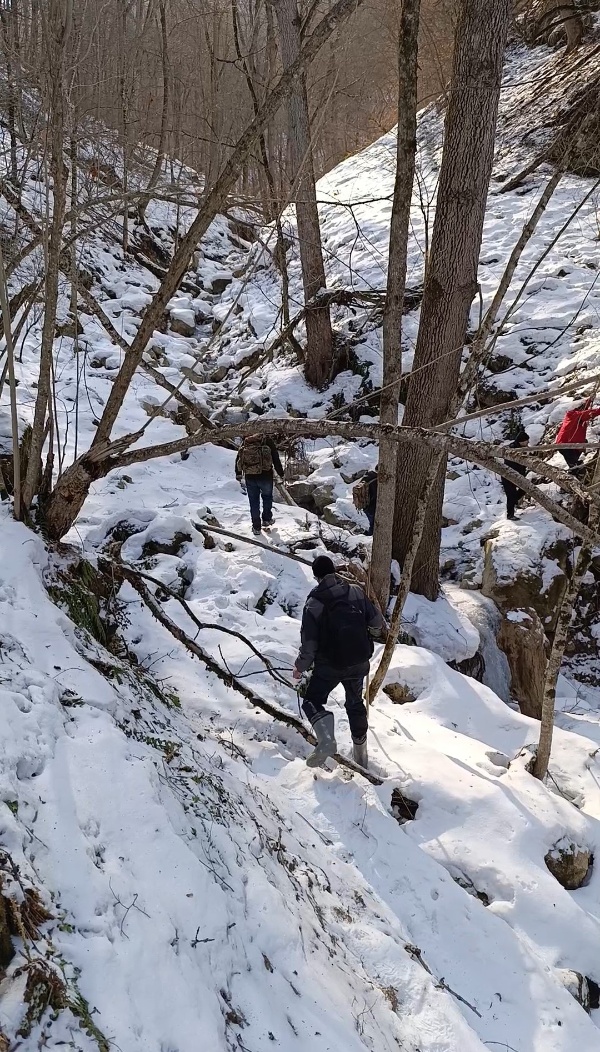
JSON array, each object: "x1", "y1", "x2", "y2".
[{"x1": 195, "y1": 522, "x2": 314, "y2": 564}]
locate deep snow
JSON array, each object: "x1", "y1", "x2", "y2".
[{"x1": 1, "y1": 33, "x2": 600, "y2": 1052}]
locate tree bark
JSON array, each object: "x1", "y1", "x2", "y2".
[
  {"x1": 393, "y1": 0, "x2": 511, "y2": 600},
  {"x1": 43, "y1": 416, "x2": 600, "y2": 546},
  {"x1": 272, "y1": 0, "x2": 333, "y2": 388},
  {"x1": 370, "y1": 0, "x2": 421, "y2": 610},
  {"x1": 22, "y1": 0, "x2": 72, "y2": 510},
  {"x1": 533, "y1": 457, "x2": 600, "y2": 781}
]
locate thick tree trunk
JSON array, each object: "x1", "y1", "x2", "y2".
[
  {"x1": 370, "y1": 0, "x2": 421, "y2": 610},
  {"x1": 22, "y1": 0, "x2": 72, "y2": 510},
  {"x1": 393, "y1": 0, "x2": 511, "y2": 600},
  {"x1": 272, "y1": 0, "x2": 333, "y2": 388}
]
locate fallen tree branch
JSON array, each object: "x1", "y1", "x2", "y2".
[
  {"x1": 92, "y1": 419, "x2": 600, "y2": 547},
  {"x1": 195, "y1": 522, "x2": 313, "y2": 564}
]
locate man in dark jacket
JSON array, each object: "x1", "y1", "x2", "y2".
[
  {"x1": 293, "y1": 555, "x2": 384, "y2": 769},
  {"x1": 502, "y1": 430, "x2": 529, "y2": 520},
  {"x1": 235, "y1": 435, "x2": 284, "y2": 535}
]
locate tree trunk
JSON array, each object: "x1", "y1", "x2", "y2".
[
  {"x1": 393, "y1": 0, "x2": 511, "y2": 600},
  {"x1": 42, "y1": 0, "x2": 366, "y2": 539},
  {"x1": 533, "y1": 458, "x2": 600, "y2": 781},
  {"x1": 370, "y1": 0, "x2": 421, "y2": 610},
  {"x1": 272, "y1": 0, "x2": 333, "y2": 388},
  {"x1": 22, "y1": 0, "x2": 72, "y2": 510},
  {"x1": 138, "y1": 0, "x2": 170, "y2": 223}
]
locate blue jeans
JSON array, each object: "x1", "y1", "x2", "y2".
[
  {"x1": 246, "y1": 474, "x2": 273, "y2": 528},
  {"x1": 365, "y1": 505, "x2": 375, "y2": 536}
]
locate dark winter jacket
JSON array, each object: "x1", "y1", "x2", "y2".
[
  {"x1": 235, "y1": 437, "x2": 284, "y2": 480},
  {"x1": 363, "y1": 470, "x2": 378, "y2": 512},
  {"x1": 503, "y1": 438, "x2": 528, "y2": 479},
  {"x1": 295, "y1": 573, "x2": 384, "y2": 674}
]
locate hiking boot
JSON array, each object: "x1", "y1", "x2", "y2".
[
  {"x1": 262, "y1": 517, "x2": 274, "y2": 528},
  {"x1": 252, "y1": 526, "x2": 262, "y2": 536},
  {"x1": 306, "y1": 712, "x2": 337, "y2": 767},
  {"x1": 352, "y1": 736, "x2": 368, "y2": 769}
]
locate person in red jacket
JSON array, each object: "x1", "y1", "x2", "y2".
[{"x1": 555, "y1": 399, "x2": 600, "y2": 468}]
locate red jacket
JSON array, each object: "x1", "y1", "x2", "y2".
[{"x1": 555, "y1": 408, "x2": 600, "y2": 445}]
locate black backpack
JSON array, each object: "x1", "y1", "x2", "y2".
[{"x1": 318, "y1": 586, "x2": 373, "y2": 669}]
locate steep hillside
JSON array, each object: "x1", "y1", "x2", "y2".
[{"x1": 2, "y1": 32, "x2": 600, "y2": 1052}]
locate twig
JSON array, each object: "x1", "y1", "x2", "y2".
[{"x1": 404, "y1": 943, "x2": 482, "y2": 1017}]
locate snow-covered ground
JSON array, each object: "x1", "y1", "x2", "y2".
[{"x1": 2, "y1": 33, "x2": 600, "y2": 1052}]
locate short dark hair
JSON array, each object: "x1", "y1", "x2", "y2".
[{"x1": 312, "y1": 555, "x2": 335, "y2": 580}]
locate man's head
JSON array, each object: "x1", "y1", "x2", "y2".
[
  {"x1": 312, "y1": 555, "x2": 335, "y2": 581},
  {"x1": 516, "y1": 430, "x2": 529, "y2": 447}
]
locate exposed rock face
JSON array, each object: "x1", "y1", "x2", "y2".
[
  {"x1": 170, "y1": 312, "x2": 196, "y2": 338},
  {"x1": 545, "y1": 838, "x2": 593, "y2": 890},
  {"x1": 481, "y1": 530, "x2": 570, "y2": 635},
  {"x1": 555, "y1": 970, "x2": 592, "y2": 1012},
  {"x1": 287, "y1": 478, "x2": 336, "y2": 516},
  {"x1": 497, "y1": 608, "x2": 548, "y2": 720}
]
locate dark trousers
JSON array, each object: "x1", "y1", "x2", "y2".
[
  {"x1": 303, "y1": 661, "x2": 369, "y2": 741},
  {"x1": 562, "y1": 448, "x2": 582, "y2": 469},
  {"x1": 365, "y1": 505, "x2": 376, "y2": 536},
  {"x1": 246, "y1": 474, "x2": 273, "y2": 528},
  {"x1": 502, "y1": 479, "x2": 523, "y2": 518}
]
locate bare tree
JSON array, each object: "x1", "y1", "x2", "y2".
[
  {"x1": 41, "y1": 0, "x2": 367, "y2": 539},
  {"x1": 533, "y1": 457, "x2": 600, "y2": 781},
  {"x1": 271, "y1": 0, "x2": 333, "y2": 387},
  {"x1": 392, "y1": 0, "x2": 511, "y2": 600},
  {"x1": 370, "y1": 0, "x2": 421, "y2": 609},
  {"x1": 22, "y1": 0, "x2": 72, "y2": 510}
]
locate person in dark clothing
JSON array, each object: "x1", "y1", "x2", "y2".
[
  {"x1": 555, "y1": 400, "x2": 600, "y2": 469},
  {"x1": 363, "y1": 467, "x2": 378, "y2": 535},
  {"x1": 502, "y1": 430, "x2": 529, "y2": 520},
  {"x1": 293, "y1": 555, "x2": 384, "y2": 769},
  {"x1": 235, "y1": 435, "x2": 284, "y2": 535}
]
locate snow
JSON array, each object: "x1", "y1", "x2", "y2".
[{"x1": 3, "y1": 32, "x2": 600, "y2": 1052}]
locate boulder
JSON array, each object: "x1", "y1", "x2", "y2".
[
  {"x1": 545, "y1": 838, "x2": 593, "y2": 890},
  {"x1": 170, "y1": 311, "x2": 196, "y2": 338},
  {"x1": 497, "y1": 608, "x2": 547, "y2": 719},
  {"x1": 322, "y1": 502, "x2": 357, "y2": 530},
  {"x1": 287, "y1": 478, "x2": 336, "y2": 516},
  {"x1": 555, "y1": 970, "x2": 591, "y2": 1012},
  {"x1": 481, "y1": 530, "x2": 569, "y2": 634}
]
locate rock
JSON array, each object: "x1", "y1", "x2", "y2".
[
  {"x1": 170, "y1": 311, "x2": 196, "y2": 337},
  {"x1": 210, "y1": 275, "x2": 232, "y2": 295},
  {"x1": 545, "y1": 837, "x2": 593, "y2": 890},
  {"x1": 463, "y1": 518, "x2": 483, "y2": 535},
  {"x1": 460, "y1": 570, "x2": 481, "y2": 591},
  {"x1": 390, "y1": 788, "x2": 419, "y2": 824},
  {"x1": 141, "y1": 531, "x2": 192, "y2": 559},
  {"x1": 322, "y1": 503, "x2": 356, "y2": 529},
  {"x1": 209, "y1": 366, "x2": 228, "y2": 383},
  {"x1": 555, "y1": 969, "x2": 592, "y2": 1012},
  {"x1": 287, "y1": 479, "x2": 336, "y2": 516},
  {"x1": 481, "y1": 533, "x2": 568, "y2": 633},
  {"x1": 497, "y1": 608, "x2": 547, "y2": 719},
  {"x1": 56, "y1": 317, "x2": 84, "y2": 339},
  {"x1": 383, "y1": 682, "x2": 416, "y2": 705}
]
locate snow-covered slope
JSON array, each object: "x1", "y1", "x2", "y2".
[{"x1": 3, "y1": 33, "x2": 600, "y2": 1052}]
